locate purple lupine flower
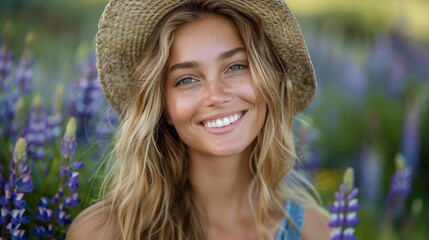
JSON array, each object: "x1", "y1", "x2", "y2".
[
  {"x1": 329, "y1": 168, "x2": 359, "y2": 240},
  {"x1": 32, "y1": 196, "x2": 54, "y2": 238},
  {"x1": 13, "y1": 32, "x2": 35, "y2": 94},
  {"x1": 385, "y1": 154, "x2": 411, "y2": 220},
  {"x1": 64, "y1": 193, "x2": 81, "y2": 209},
  {"x1": 0, "y1": 21, "x2": 14, "y2": 82},
  {"x1": 0, "y1": 48, "x2": 13, "y2": 84},
  {"x1": 8, "y1": 224, "x2": 27, "y2": 240},
  {"x1": 46, "y1": 224, "x2": 53, "y2": 237},
  {"x1": 33, "y1": 118, "x2": 82, "y2": 238},
  {"x1": 358, "y1": 146, "x2": 382, "y2": 205},
  {"x1": 57, "y1": 118, "x2": 81, "y2": 224},
  {"x1": 388, "y1": 54, "x2": 406, "y2": 97},
  {"x1": 0, "y1": 166, "x2": 5, "y2": 191},
  {"x1": 294, "y1": 121, "x2": 320, "y2": 180},
  {"x1": 0, "y1": 138, "x2": 33, "y2": 239},
  {"x1": 0, "y1": 23, "x2": 14, "y2": 136},
  {"x1": 71, "y1": 161, "x2": 84, "y2": 170},
  {"x1": 51, "y1": 187, "x2": 64, "y2": 205},
  {"x1": 67, "y1": 172, "x2": 79, "y2": 192},
  {"x1": 12, "y1": 193, "x2": 25, "y2": 209},
  {"x1": 366, "y1": 35, "x2": 394, "y2": 93},
  {"x1": 3, "y1": 88, "x2": 20, "y2": 137},
  {"x1": 16, "y1": 175, "x2": 33, "y2": 193},
  {"x1": 34, "y1": 197, "x2": 53, "y2": 222},
  {"x1": 9, "y1": 97, "x2": 25, "y2": 142},
  {"x1": 399, "y1": 99, "x2": 421, "y2": 181},
  {"x1": 46, "y1": 84, "x2": 64, "y2": 142},
  {"x1": 68, "y1": 55, "x2": 104, "y2": 139},
  {"x1": 390, "y1": 30, "x2": 429, "y2": 83},
  {"x1": 10, "y1": 209, "x2": 29, "y2": 225},
  {"x1": 59, "y1": 118, "x2": 81, "y2": 190},
  {"x1": 59, "y1": 166, "x2": 69, "y2": 177},
  {"x1": 24, "y1": 94, "x2": 49, "y2": 161},
  {"x1": 1, "y1": 31, "x2": 35, "y2": 142},
  {"x1": 365, "y1": 33, "x2": 408, "y2": 97},
  {"x1": 0, "y1": 63, "x2": 20, "y2": 139},
  {"x1": 31, "y1": 224, "x2": 53, "y2": 239},
  {"x1": 0, "y1": 42, "x2": 13, "y2": 95},
  {"x1": 31, "y1": 226, "x2": 46, "y2": 238},
  {"x1": 0, "y1": 207, "x2": 8, "y2": 224},
  {"x1": 95, "y1": 107, "x2": 119, "y2": 155},
  {"x1": 341, "y1": 56, "x2": 367, "y2": 102},
  {"x1": 60, "y1": 118, "x2": 77, "y2": 158},
  {"x1": 10, "y1": 139, "x2": 33, "y2": 193},
  {"x1": 46, "y1": 112, "x2": 62, "y2": 142},
  {"x1": 57, "y1": 207, "x2": 71, "y2": 226}
]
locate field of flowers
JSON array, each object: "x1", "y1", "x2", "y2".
[{"x1": 1, "y1": 0, "x2": 428, "y2": 239}]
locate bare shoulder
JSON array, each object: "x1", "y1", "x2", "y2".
[
  {"x1": 66, "y1": 202, "x2": 118, "y2": 240},
  {"x1": 301, "y1": 206, "x2": 331, "y2": 240}
]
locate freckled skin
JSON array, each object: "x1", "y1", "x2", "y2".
[{"x1": 165, "y1": 14, "x2": 267, "y2": 159}]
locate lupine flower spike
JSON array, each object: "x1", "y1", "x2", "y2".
[
  {"x1": 33, "y1": 118, "x2": 82, "y2": 238},
  {"x1": 329, "y1": 168, "x2": 359, "y2": 240},
  {"x1": 24, "y1": 94, "x2": 48, "y2": 161},
  {"x1": 46, "y1": 84, "x2": 64, "y2": 142},
  {"x1": 1, "y1": 30, "x2": 35, "y2": 140},
  {"x1": 32, "y1": 197, "x2": 53, "y2": 238},
  {"x1": 0, "y1": 21, "x2": 15, "y2": 137},
  {"x1": 68, "y1": 55, "x2": 104, "y2": 139},
  {"x1": 57, "y1": 118, "x2": 82, "y2": 221},
  {"x1": 386, "y1": 154, "x2": 411, "y2": 220},
  {"x1": 33, "y1": 117, "x2": 81, "y2": 239},
  {"x1": 14, "y1": 32, "x2": 35, "y2": 94},
  {"x1": 379, "y1": 154, "x2": 412, "y2": 240},
  {"x1": 0, "y1": 138, "x2": 33, "y2": 240},
  {"x1": 95, "y1": 107, "x2": 119, "y2": 155}
]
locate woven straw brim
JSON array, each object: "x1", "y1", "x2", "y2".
[{"x1": 96, "y1": 0, "x2": 316, "y2": 116}]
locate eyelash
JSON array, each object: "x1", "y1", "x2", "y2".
[
  {"x1": 227, "y1": 63, "x2": 248, "y2": 72},
  {"x1": 175, "y1": 76, "x2": 195, "y2": 86}
]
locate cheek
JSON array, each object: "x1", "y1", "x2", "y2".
[
  {"x1": 165, "y1": 91, "x2": 195, "y2": 125},
  {"x1": 238, "y1": 78, "x2": 262, "y2": 106},
  {"x1": 240, "y1": 79, "x2": 268, "y2": 121}
]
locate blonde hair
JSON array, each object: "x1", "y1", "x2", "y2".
[{"x1": 88, "y1": 1, "x2": 320, "y2": 239}]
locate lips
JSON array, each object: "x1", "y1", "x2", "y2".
[{"x1": 202, "y1": 112, "x2": 243, "y2": 128}]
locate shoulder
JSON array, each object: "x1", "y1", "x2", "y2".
[
  {"x1": 66, "y1": 202, "x2": 118, "y2": 240},
  {"x1": 301, "y1": 205, "x2": 331, "y2": 240}
]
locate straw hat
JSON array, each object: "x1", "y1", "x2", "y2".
[{"x1": 96, "y1": 0, "x2": 316, "y2": 116}]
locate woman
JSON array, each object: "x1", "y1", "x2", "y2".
[{"x1": 67, "y1": 0, "x2": 331, "y2": 239}]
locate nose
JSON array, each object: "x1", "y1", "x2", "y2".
[{"x1": 202, "y1": 79, "x2": 232, "y2": 107}]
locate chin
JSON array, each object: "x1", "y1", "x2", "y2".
[{"x1": 208, "y1": 144, "x2": 253, "y2": 158}]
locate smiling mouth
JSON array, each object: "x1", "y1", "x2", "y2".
[{"x1": 202, "y1": 112, "x2": 244, "y2": 128}]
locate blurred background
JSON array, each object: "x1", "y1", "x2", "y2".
[{"x1": 1, "y1": 0, "x2": 428, "y2": 239}]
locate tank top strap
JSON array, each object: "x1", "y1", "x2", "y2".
[{"x1": 275, "y1": 201, "x2": 305, "y2": 240}]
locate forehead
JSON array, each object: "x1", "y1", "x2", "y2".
[{"x1": 169, "y1": 14, "x2": 244, "y2": 64}]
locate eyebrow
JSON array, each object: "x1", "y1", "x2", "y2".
[
  {"x1": 218, "y1": 47, "x2": 246, "y2": 61},
  {"x1": 168, "y1": 47, "x2": 246, "y2": 73},
  {"x1": 169, "y1": 61, "x2": 198, "y2": 73}
]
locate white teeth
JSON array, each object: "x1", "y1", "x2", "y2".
[
  {"x1": 223, "y1": 117, "x2": 231, "y2": 126},
  {"x1": 204, "y1": 112, "x2": 242, "y2": 128}
]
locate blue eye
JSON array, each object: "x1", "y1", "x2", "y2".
[
  {"x1": 227, "y1": 64, "x2": 247, "y2": 72},
  {"x1": 176, "y1": 77, "x2": 195, "y2": 86}
]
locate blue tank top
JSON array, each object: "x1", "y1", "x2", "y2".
[{"x1": 275, "y1": 201, "x2": 304, "y2": 240}]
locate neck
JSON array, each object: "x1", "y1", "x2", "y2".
[{"x1": 188, "y1": 147, "x2": 254, "y2": 225}]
